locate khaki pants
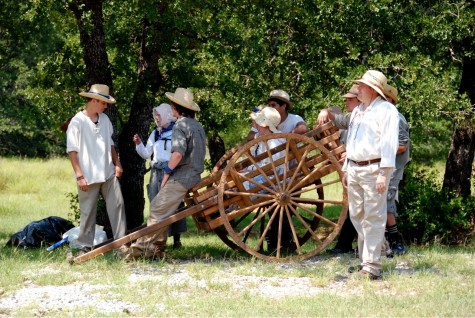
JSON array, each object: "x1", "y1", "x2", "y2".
[
  {"x1": 77, "y1": 176, "x2": 126, "y2": 247},
  {"x1": 132, "y1": 180, "x2": 187, "y2": 252},
  {"x1": 347, "y1": 162, "x2": 391, "y2": 276}
]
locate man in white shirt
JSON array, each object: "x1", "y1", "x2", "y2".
[
  {"x1": 343, "y1": 70, "x2": 399, "y2": 280},
  {"x1": 66, "y1": 84, "x2": 126, "y2": 257}
]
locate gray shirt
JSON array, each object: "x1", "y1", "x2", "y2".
[
  {"x1": 393, "y1": 112, "x2": 410, "y2": 181},
  {"x1": 334, "y1": 113, "x2": 351, "y2": 144},
  {"x1": 170, "y1": 117, "x2": 206, "y2": 189}
]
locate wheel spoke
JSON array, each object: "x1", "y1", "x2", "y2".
[
  {"x1": 281, "y1": 141, "x2": 292, "y2": 189},
  {"x1": 241, "y1": 152, "x2": 280, "y2": 195},
  {"x1": 238, "y1": 202, "x2": 277, "y2": 237},
  {"x1": 226, "y1": 199, "x2": 278, "y2": 219},
  {"x1": 290, "y1": 178, "x2": 342, "y2": 197},
  {"x1": 287, "y1": 204, "x2": 323, "y2": 244},
  {"x1": 290, "y1": 199, "x2": 338, "y2": 227},
  {"x1": 224, "y1": 190, "x2": 274, "y2": 200},
  {"x1": 285, "y1": 205, "x2": 302, "y2": 255},
  {"x1": 263, "y1": 140, "x2": 283, "y2": 192},
  {"x1": 255, "y1": 205, "x2": 280, "y2": 253},
  {"x1": 286, "y1": 146, "x2": 311, "y2": 190},
  {"x1": 291, "y1": 197, "x2": 343, "y2": 205},
  {"x1": 288, "y1": 162, "x2": 333, "y2": 193},
  {"x1": 276, "y1": 206, "x2": 284, "y2": 258}
]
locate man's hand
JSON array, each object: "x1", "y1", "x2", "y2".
[
  {"x1": 317, "y1": 109, "x2": 331, "y2": 125},
  {"x1": 77, "y1": 177, "x2": 88, "y2": 192},
  {"x1": 161, "y1": 173, "x2": 170, "y2": 189},
  {"x1": 342, "y1": 173, "x2": 348, "y2": 189},
  {"x1": 375, "y1": 175, "x2": 387, "y2": 193},
  {"x1": 115, "y1": 165, "x2": 123, "y2": 178},
  {"x1": 339, "y1": 152, "x2": 347, "y2": 164}
]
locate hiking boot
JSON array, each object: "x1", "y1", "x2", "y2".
[
  {"x1": 392, "y1": 241, "x2": 407, "y2": 255},
  {"x1": 67, "y1": 247, "x2": 92, "y2": 264},
  {"x1": 124, "y1": 246, "x2": 145, "y2": 261},
  {"x1": 357, "y1": 269, "x2": 382, "y2": 281},
  {"x1": 173, "y1": 241, "x2": 183, "y2": 250},
  {"x1": 348, "y1": 265, "x2": 363, "y2": 273},
  {"x1": 113, "y1": 245, "x2": 131, "y2": 259},
  {"x1": 145, "y1": 248, "x2": 166, "y2": 261}
]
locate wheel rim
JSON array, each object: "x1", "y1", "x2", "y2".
[{"x1": 217, "y1": 133, "x2": 347, "y2": 261}]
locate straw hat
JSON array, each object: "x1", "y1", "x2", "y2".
[
  {"x1": 267, "y1": 89, "x2": 293, "y2": 109},
  {"x1": 250, "y1": 106, "x2": 281, "y2": 133},
  {"x1": 165, "y1": 88, "x2": 200, "y2": 112},
  {"x1": 342, "y1": 84, "x2": 359, "y2": 98},
  {"x1": 352, "y1": 70, "x2": 387, "y2": 100},
  {"x1": 384, "y1": 84, "x2": 399, "y2": 104},
  {"x1": 79, "y1": 84, "x2": 116, "y2": 104}
]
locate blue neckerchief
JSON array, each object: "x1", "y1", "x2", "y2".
[
  {"x1": 161, "y1": 122, "x2": 174, "y2": 135},
  {"x1": 155, "y1": 122, "x2": 175, "y2": 150}
]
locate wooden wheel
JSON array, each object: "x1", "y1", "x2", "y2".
[{"x1": 217, "y1": 133, "x2": 347, "y2": 261}]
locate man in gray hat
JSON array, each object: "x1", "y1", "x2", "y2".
[
  {"x1": 316, "y1": 84, "x2": 360, "y2": 254},
  {"x1": 247, "y1": 89, "x2": 308, "y2": 141},
  {"x1": 66, "y1": 84, "x2": 127, "y2": 257},
  {"x1": 247, "y1": 89, "x2": 308, "y2": 252},
  {"x1": 126, "y1": 88, "x2": 206, "y2": 261}
]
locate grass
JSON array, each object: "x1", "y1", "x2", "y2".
[{"x1": 1, "y1": 157, "x2": 474, "y2": 317}]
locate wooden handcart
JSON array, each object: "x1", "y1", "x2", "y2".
[{"x1": 73, "y1": 121, "x2": 348, "y2": 264}]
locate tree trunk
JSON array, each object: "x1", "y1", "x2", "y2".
[
  {"x1": 117, "y1": 18, "x2": 164, "y2": 230},
  {"x1": 69, "y1": 0, "x2": 115, "y2": 233},
  {"x1": 208, "y1": 132, "x2": 226, "y2": 167},
  {"x1": 68, "y1": 0, "x2": 117, "y2": 131},
  {"x1": 443, "y1": 56, "x2": 475, "y2": 197}
]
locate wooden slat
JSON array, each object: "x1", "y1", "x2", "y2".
[{"x1": 73, "y1": 198, "x2": 218, "y2": 264}]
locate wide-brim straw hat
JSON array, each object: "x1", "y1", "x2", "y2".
[
  {"x1": 250, "y1": 106, "x2": 281, "y2": 133},
  {"x1": 165, "y1": 88, "x2": 200, "y2": 112},
  {"x1": 79, "y1": 84, "x2": 116, "y2": 104},
  {"x1": 384, "y1": 84, "x2": 399, "y2": 104},
  {"x1": 266, "y1": 89, "x2": 293, "y2": 109},
  {"x1": 352, "y1": 70, "x2": 387, "y2": 100},
  {"x1": 342, "y1": 84, "x2": 359, "y2": 98}
]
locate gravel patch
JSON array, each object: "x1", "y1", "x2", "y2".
[
  {"x1": 0, "y1": 280, "x2": 139, "y2": 315},
  {"x1": 0, "y1": 260, "x2": 367, "y2": 315}
]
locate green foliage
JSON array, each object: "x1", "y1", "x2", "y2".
[
  {"x1": 66, "y1": 191, "x2": 107, "y2": 228},
  {"x1": 66, "y1": 192, "x2": 81, "y2": 224},
  {"x1": 398, "y1": 163, "x2": 475, "y2": 244}
]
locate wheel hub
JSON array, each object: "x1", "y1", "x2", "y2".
[{"x1": 276, "y1": 191, "x2": 290, "y2": 205}]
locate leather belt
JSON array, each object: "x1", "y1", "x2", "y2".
[{"x1": 349, "y1": 158, "x2": 381, "y2": 166}]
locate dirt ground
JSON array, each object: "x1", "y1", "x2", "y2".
[{"x1": 0, "y1": 257, "x2": 394, "y2": 316}]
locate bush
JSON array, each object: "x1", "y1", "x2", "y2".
[
  {"x1": 66, "y1": 192, "x2": 113, "y2": 239},
  {"x1": 397, "y1": 163, "x2": 475, "y2": 245}
]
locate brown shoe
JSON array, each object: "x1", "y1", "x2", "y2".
[
  {"x1": 124, "y1": 246, "x2": 145, "y2": 261},
  {"x1": 113, "y1": 245, "x2": 131, "y2": 259},
  {"x1": 145, "y1": 248, "x2": 166, "y2": 261},
  {"x1": 358, "y1": 269, "x2": 382, "y2": 281}
]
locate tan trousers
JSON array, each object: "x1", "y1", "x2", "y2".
[
  {"x1": 77, "y1": 176, "x2": 126, "y2": 247},
  {"x1": 347, "y1": 162, "x2": 391, "y2": 276},
  {"x1": 132, "y1": 180, "x2": 187, "y2": 252}
]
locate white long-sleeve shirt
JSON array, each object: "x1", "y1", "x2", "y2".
[
  {"x1": 66, "y1": 112, "x2": 115, "y2": 184},
  {"x1": 343, "y1": 96, "x2": 399, "y2": 170},
  {"x1": 135, "y1": 127, "x2": 173, "y2": 165}
]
